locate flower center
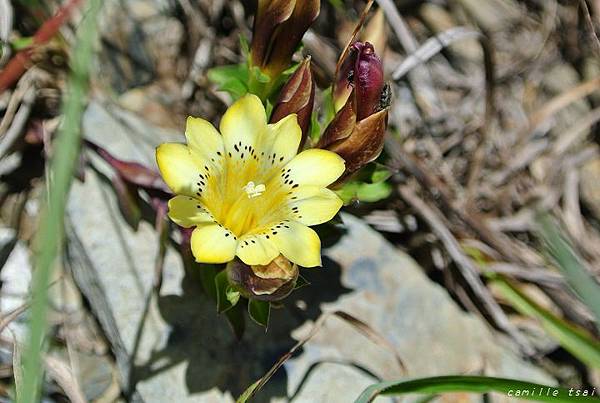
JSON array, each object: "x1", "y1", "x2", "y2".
[{"x1": 243, "y1": 181, "x2": 266, "y2": 198}]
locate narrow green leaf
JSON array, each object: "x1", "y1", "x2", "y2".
[
  {"x1": 536, "y1": 213, "x2": 600, "y2": 331},
  {"x1": 356, "y1": 375, "x2": 598, "y2": 403},
  {"x1": 248, "y1": 299, "x2": 270, "y2": 328},
  {"x1": 494, "y1": 279, "x2": 600, "y2": 369},
  {"x1": 19, "y1": 1, "x2": 103, "y2": 401},
  {"x1": 237, "y1": 380, "x2": 261, "y2": 403}
]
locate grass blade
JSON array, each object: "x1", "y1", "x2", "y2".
[
  {"x1": 536, "y1": 213, "x2": 600, "y2": 330},
  {"x1": 493, "y1": 279, "x2": 600, "y2": 369},
  {"x1": 18, "y1": 1, "x2": 103, "y2": 401},
  {"x1": 356, "y1": 375, "x2": 598, "y2": 403}
]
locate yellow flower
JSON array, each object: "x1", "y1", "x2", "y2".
[{"x1": 156, "y1": 94, "x2": 345, "y2": 267}]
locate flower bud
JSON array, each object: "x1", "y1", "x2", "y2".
[
  {"x1": 333, "y1": 42, "x2": 384, "y2": 119},
  {"x1": 320, "y1": 42, "x2": 389, "y2": 182},
  {"x1": 226, "y1": 255, "x2": 298, "y2": 301},
  {"x1": 270, "y1": 57, "x2": 315, "y2": 149},
  {"x1": 251, "y1": 0, "x2": 320, "y2": 78}
]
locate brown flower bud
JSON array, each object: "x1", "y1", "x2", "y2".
[
  {"x1": 325, "y1": 105, "x2": 388, "y2": 177},
  {"x1": 270, "y1": 57, "x2": 315, "y2": 149},
  {"x1": 320, "y1": 41, "x2": 389, "y2": 182},
  {"x1": 226, "y1": 256, "x2": 299, "y2": 301},
  {"x1": 251, "y1": 0, "x2": 320, "y2": 78}
]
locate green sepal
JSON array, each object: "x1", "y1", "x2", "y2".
[
  {"x1": 215, "y1": 269, "x2": 236, "y2": 313},
  {"x1": 224, "y1": 302, "x2": 245, "y2": 340},
  {"x1": 293, "y1": 274, "x2": 310, "y2": 291},
  {"x1": 248, "y1": 299, "x2": 270, "y2": 329}
]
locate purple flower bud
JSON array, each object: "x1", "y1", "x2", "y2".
[{"x1": 333, "y1": 42, "x2": 384, "y2": 120}]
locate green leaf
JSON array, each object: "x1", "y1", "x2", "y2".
[
  {"x1": 309, "y1": 110, "x2": 322, "y2": 143},
  {"x1": 248, "y1": 299, "x2": 270, "y2": 328},
  {"x1": 226, "y1": 286, "x2": 241, "y2": 307},
  {"x1": 369, "y1": 164, "x2": 392, "y2": 183},
  {"x1": 355, "y1": 375, "x2": 598, "y2": 403},
  {"x1": 225, "y1": 302, "x2": 245, "y2": 340},
  {"x1": 239, "y1": 35, "x2": 250, "y2": 57},
  {"x1": 536, "y1": 213, "x2": 600, "y2": 331},
  {"x1": 265, "y1": 99, "x2": 274, "y2": 121},
  {"x1": 215, "y1": 270, "x2": 235, "y2": 313},
  {"x1": 250, "y1": 65, "x2": 271, "y2": 84},
  {"x1": 198, "y1": 264, "x2": 218, "y2": 301},
  {"x1": 493, "y1": 278, "x2": 600, "y2": 369},
  {"x1": 336, "y1": 181, "x2": 392, "y2": 205},
  {"x1": 321, "y1": 86, "x2": 336, "y2": 128},
  {"x1": 207, "y1": 64, "x2": 249, "y2": 99}
]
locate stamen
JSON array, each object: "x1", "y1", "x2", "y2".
[{"x1": 243, "y1": 181, "x2": 266, "y2": 199}]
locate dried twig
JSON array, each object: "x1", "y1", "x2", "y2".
[
  {"x1": 579, "y1": 0, "x2": 600, "y2": 55},
  {"x1": 0, "y1": 0, "x2": 13, "y2": 67},
  {"x1": 398, "y1": 184, "x2": 534, "y2": 354},
  {"x1": 376, "y1": 0, "x2": 443, "y2": 118},
  {"x1": 0, "y1": 85, "x2": 35, "y2": 159},
  {"x1": 44, "y1": 356, "x2": 87, "y2": 403},
  {"x1": 392, "y1": 27, "x2": 481, "y2": 80},
  {"x1": 0, "y1": 0, "x2": 84, "y2": 92},
  {"x1": 521, "y1": 76, "x2": 600, "y2": 144}
]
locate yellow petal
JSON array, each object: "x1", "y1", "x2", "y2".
[
  {"x1": 236, "y1": 234, "x2": 280, "y2": 266},
  {"x1": 288, "y1": 186, "x2": 343, "y2": 225},
  {"x1": 190, "y1": 224, "x2": 237, "y2": 263},
  {"x1": 156, "y1": 143, "x2": 201, "y2": 196},
  {"x1": 280, "y1": 149, "x2": 345, "y2": 187},
  {"x1": 263, "y1": 114, "x2": 301, "y2": 168},
  {"x1": 220, "y1": 94, "x2": 266, "y2": 158},
  {"x1": 271, "y1": 220, "x2": 322, "y2": 267},
  {"x1": 185, "y1": 116, "x2": 225, "y2": 165},
  {"x1": 167, "y1": 196, "x2": 214, "y2": 228}
]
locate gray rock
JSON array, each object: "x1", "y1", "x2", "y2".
[
  {"x1": 67, "y1": 103, "x2": 553, "y2": 403},
  {"x1": 286, "y1": 214, "x2": 553, "y2": 402},
  {"x1": 0, "y1": 227, "x2": 31, "y2": 341}
]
